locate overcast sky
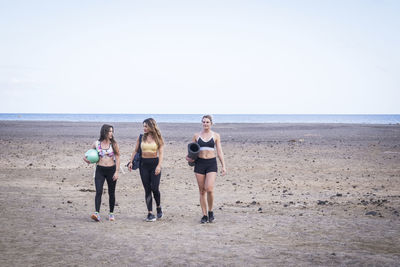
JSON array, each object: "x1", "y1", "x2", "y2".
[{"x1": 1, "y1": 0, "x2": 399, "y2": 114}]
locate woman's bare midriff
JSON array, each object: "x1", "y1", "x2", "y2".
[
  {"x1": 142, "y1": 152, "x2": 158, "y2": 158},
  {"x1": 198, "y1": 150, "x2": 216, "y2": 159},
  {"x1": 98, "y1": 157, "x2": 115, "y2": 167}
]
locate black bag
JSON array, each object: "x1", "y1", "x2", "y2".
[{"x1": 131, "y1": 134, "x2": 143, "y2": 170}]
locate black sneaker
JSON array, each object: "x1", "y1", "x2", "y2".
[
  {"x1": 156, "y1": 207, "x2": 163, "y2": 219},
  {"x1": 146, "y1": 213, "x2": 156, "y2": 222},
  {"x1": 208, "y1": 211, "x2": 215, "y2": 223},
  {"x1": 200, "y1": 215, "x2": 208, "y2": 224}
]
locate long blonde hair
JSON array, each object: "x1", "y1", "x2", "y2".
[{"x1": 143, "y1": 118, "x2": 164, "y2": 147}]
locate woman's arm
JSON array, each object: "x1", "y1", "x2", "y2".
[
  {"x1": 215, "y1": 133, "x2": 226, "y2": 176},
  {"x1": 155, "y1": 144, "x2": 164, "y2": 175},
  {"x1": 192, "y1": 133, "x2": 198, "y2": 143},
  {"x1": 113, "y1": 143, "x2": 120, "y2": 180}
]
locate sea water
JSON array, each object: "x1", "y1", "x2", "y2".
[{"x1": 0, "y1": 113, "x2": 399, "y2": 124}]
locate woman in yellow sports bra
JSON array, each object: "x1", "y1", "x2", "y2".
[{"x1": 128, "y1": 118, "x2": 164, "y2": 222}]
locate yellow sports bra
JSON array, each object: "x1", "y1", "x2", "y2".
[{"x1": 141, "y1": 142, "x2": 158, "y2": 153}]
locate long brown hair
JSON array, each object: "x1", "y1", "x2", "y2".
[
  {"x1": 99, "y1": 124, "x2": 119, "y2": 156},
  {"x1": 143, "y1": 118, "x2": 164, "y2": 148}
]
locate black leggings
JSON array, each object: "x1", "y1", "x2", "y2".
[
  {"x1": 94, "y1": 165, "x2": 117, "y2": 213},
  {"x1": 139, "y1": 158, "x2": 161, "y2": 212}
]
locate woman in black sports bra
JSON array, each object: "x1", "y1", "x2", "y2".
[{"x1": 186, "y1": 115, "x2": 226, "y2": 223}]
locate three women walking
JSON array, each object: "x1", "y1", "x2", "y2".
[{"x1": 84, "y1": 115, "x2": 225, "y2": 224}]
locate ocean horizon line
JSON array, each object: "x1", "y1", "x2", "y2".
[{"x1": 1, "y1": 113, "x2": 399, "y2": 124}]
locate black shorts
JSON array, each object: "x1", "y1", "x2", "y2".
[{"x1": 194, "y1": 158, "x2": 218, "y2": 175}]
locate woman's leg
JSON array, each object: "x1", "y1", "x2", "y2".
[
  {"x1": 195, "y1": 173, "x2": 207, "y2": 216},
  {"x1": 204, "y1": 172, "x2": 217, "y2": 212},
  {"x1": 140, "y1": 166, "x2": 153, "y2": 212},
  {"x1": 94, "y1": 167, "x2": 106, "y2": 212},
  {"x1": 105, "y1": 172, "x2": 117, "y2": 213},
  {"x1": 150, "y1": 170, "x2": 161, "y2": 208}
]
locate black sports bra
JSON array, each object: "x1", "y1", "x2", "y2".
[{"x1": 197, "y1": 135, "x2": 215, "y2": 151}]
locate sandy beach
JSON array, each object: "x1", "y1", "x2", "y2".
[{"x1": 0, "y1": 121, "x2": 399, "y2": 266}]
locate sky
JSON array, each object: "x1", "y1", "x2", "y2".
[{"x1": 0, "y1": 0, "x2": 399, "y2": 114}]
